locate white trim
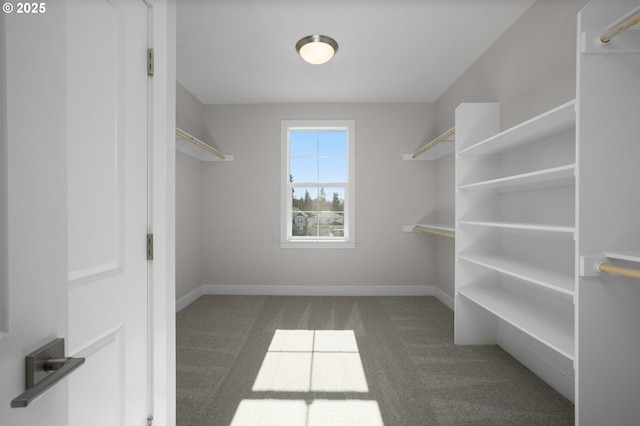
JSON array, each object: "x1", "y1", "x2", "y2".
[
  {"x1": 434, "y1": 287, "x2": 455, "y2": 311},
  {"x1": 175, "y1": 284, "x2": 441, "y2": 312},
  {"x1": 69, "y1": 324, "x2": 123, "y2": 359},
  {"x1": 203, "y1": 284, "x2": 434, "y2": 297},
  {"x1": 176, "y1": 286, "x2": 204, "y2": 313},
  {"x1": 497, "y1": 322, "x2": 575, "y2": 402},
  {"x1": 68, "y1": 262, "x2": 121, "y2": 286},
  {"x1": 148, "y1": 1, "x2": 176, "y2": 424},
  {"x1": 279, "y1": 240, "x2": 356, "y2": 249}
]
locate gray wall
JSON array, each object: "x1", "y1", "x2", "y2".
[
  {"x1": 201, "y1": 103, "x2": 437, "y2": 290},
  {"x1": 176, "y1": 153, "x2": 203, "y2": 301},
  {"x1": 434, "y1": 153, "x2": 455, "y2": 300},
  {"x1": 175, "y1": 82, "x2": 205, "y2": 300},
  {"x1": 176, "y1": 82, "x2": 206, "y2": 141},
  {"x1": 433, "y1": 0, "x2": 589, "y2": 299},
  {"x1": 435, "y1": 0, "x2": 588, "y2": 132}
]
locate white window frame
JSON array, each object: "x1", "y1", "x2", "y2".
[{"x1": 281, "y1": 120, "x2": 356, "y2": 249}]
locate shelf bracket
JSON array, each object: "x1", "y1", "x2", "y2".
[{"x1": 580, "y1": 255, "x2": 607, "y2": 277}]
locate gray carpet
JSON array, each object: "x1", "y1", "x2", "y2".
[{"x1": 176, "y1": 296, "x2": 574, "y2": 425}]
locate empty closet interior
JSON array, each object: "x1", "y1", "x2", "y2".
[{"x1": 175, "y1": 0, "x2": 640, "y2": 423}]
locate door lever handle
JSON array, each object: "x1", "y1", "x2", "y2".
[
  {"x1": 11, "y1": 338, "x2": 85, "y2": 408},
  {"x1": 44, "y1": 357, "x2": 73, "y2": 372}
]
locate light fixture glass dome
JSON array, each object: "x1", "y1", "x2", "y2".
[{"x1": 296, "y1": 35, "x2": 338, "y2": 65}]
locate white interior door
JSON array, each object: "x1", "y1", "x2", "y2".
[
  {"x1": 0, "y1": 1, "x2": 150, "y2": 425},
  {"x1": 1, "y1": 5, "x2": 70, "y2": 425},
  {"x1": 66, "y1": 0, "x2": 149, "y2": 425}
]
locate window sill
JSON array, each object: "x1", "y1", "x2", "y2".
[{"x1": 280, "y1": 240, "x2": 356, "y2": 249}]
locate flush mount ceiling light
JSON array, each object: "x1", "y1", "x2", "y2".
[{"x1": 295, "y1": 35, "x2": 338, "y2": 65}]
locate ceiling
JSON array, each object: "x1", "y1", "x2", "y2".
[{"x1": 176, "y1": 0, "x2": 535, "y2": 105}]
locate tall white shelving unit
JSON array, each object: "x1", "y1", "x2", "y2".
[
  {"x1": 455, "y1": 101, "x2": 577, "y2": 400},
  {"x1": 454, "y1": 1, "x2": 640, "y2": 423}
]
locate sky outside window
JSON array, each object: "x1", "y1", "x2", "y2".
[{"x1": 290, "y1": 129, "x2": 347, "y2": 184}]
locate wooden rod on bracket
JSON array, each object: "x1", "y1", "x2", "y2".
[
  {"x1": 598, "y1": 263, "x2": 640, "y2": 280},
  {"x1": 600, "y1": 8, "x2": 640, "y2": 44},
  {"x1": 412, "y1": 127, "x2": 455, "y2": 159},
  {"x1": 176, "y1": 128, "x2": 226, "y2": 160},
  {"x1": 413, "y1": 226, "x2": 455, "y2": 239}
]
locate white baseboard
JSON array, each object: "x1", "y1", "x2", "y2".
[
  {"x1": 203, "y1": 284, "x2": 435, "y2": 297},
  {"x1": 176, "y1": 286, "x2": 204, "y2": 313},
  {"x1": 176, "y1": 284, "x2": 440, "y2": 311},
  {"x1": 497, "y1": 321, "x2": 575, "y2": 402},
  {"x1": 434, "y1": 287, "x2": 454, "y2": 310}
]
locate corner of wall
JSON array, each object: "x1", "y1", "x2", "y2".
[
  {"x1": 176, "y1": 82, "x2": 207, "y2": 141},
  {"x1": 434, "y1": 286, "x2": 454, "y2": 310},
  {"x1": 176, "y1": 285, "x2": 204, "y2": 313}
]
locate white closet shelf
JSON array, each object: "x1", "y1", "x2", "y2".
[
  {"x1": 405, "y1": 223, "x2": 455, "y2": 238},
  {"x1": 457, "y1": 283, "x2": 575, "y2": 360},
  {"x1": 458, "y1": 253, "x2": 575, "y2": 295},
  {"x1": 458, "y1": 100, "x2": 575, "y2": 157},
  {"x1": 458, "y1": 220, "x2": 575, "y2": 235},
  {"x1": 458, "y1": 164, "x2": 576, "y2": 193},
  {"x1": 404, "y1": 127, "x2": 455, "y2": 161},
  {"x1": 176, "y1": 128, "x2": 233, "y2": 162}
]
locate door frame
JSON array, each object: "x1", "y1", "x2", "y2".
[{"x1": 147, "y1": 1, "x2": 177, "y2": 424}]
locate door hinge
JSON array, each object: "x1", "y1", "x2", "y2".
[
  {"x1": 147, "y1": 48, "x2": 154, "y2": 76},
  {"x1": 147, "y1": 417, "x2": 154, "y2": 426},
  {"x1": 147, "y1": 234, "x2": 153, "y2": 260}
]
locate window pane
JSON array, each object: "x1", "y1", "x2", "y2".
[
  {"x1": 318, "y1": 131, "x2": 347, "y2": 157},
  {"x1": 290, "y1": 131, "x2": 318, "y2": 157},
  {"x1": 319, "y1": 158, "x2": 347, "y2": 182},
  {"x1": 320, "y1": 187, "x2": 345, "y2": 212},
  {"x1": 307, "y1": 211, "x2": 345, "y2": 238},
  {"x1": 291, "y1": 208, "x2": 308, "y2": 236},
  {"x1": 290, "y1": 157, "x2": 318, "y2": 183},
  {"x1": 291, "y1": 186, "x2": 345, "y2": 238},
  {"x1": 313, "y1": 187, "x2": 344, "y2": 238},
  {"x1": 291, "y1": 186, "x2": 319, "y2": 214},
  {"x1": 292, "y1": 187, "x2": 317, "y2": 237}
]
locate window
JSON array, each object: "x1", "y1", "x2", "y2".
[{"x1": 281, "y1": 120, "x2": 355, "y2": 248}]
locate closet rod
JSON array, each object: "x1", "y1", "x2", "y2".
[
  {"x1": 176, "y1": 128, "x2": 226, "y2": 160},
  {"x1": 412, "y1": 127, "x2": 455, "y2": 159},
  {"x1": 600, "y1": 7, "x2": 640, "y2": 43},
  {"x1": 597, "y1": 263, "x2": 640, "y2": 280},
  {"x1": 412, "y1": 226, "x2": 455, "y2": 239}
]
